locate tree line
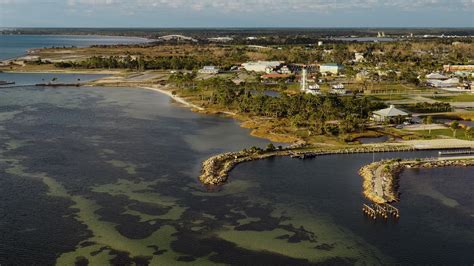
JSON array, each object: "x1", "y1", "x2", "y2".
[{"x1": 172, "y1": 76, "x2": 386, "y2": 137}]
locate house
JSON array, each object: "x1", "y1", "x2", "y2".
[
  {"x1": 320, "y1": 63, "x2": 344, "y2": 75},
  {"x1": 242, "y1": 61, "x2": 282, "y2": 73},
  {"x1": 302, "y1": 84, "x2": 321, "y2": 95},
  {"x1": 198, "y1": 66, "x2": 220, "y2": 74},
  {"x1": 330, "y1": 83, "x2": 346, "y2": 95},
  {"x1": 305, "y1": 84, "x2": 321, "y2": 95},
  {"x1": 279, "y1": 65, "x2": 292, "y2": 74},
  {"x1": 372, "y1": 105, "x2": 409, "y2": 123}
]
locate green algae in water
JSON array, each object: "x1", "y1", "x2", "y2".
[
  {"x1": 5, "y1": 161, "x2": 187, "y2": 264},
  {"x1": 92, "y1": 179, "x2": 178, "y2": 207},
  {"x1": 106, "y1": 160, "x2": 138, "y2": 175},
  {"x1": 0, "y1": 110, "x2": 23, "y2": 122},
  {"x1": 217, "y1": 206, "x2": 388, "y2": 264}
]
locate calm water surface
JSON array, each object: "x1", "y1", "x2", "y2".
[
  {"x1": 0, "y1": 72, "x2": 107, "y2": 86},
  {"x1": 0, "y1": 35, "x2": 151, "y2": 60},
  {"x1": 0, "y1": 73, "x2": 472, "y2": 265}
]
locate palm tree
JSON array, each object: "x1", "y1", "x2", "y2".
[
  {"x1": 465, "y1": 126, "x2": 473, "y2": 140},
  {"x1": 423, "y1": 115, "x2": 433, "y2": 135},
  {"x1": 450, "y1": 121, "x2": 459, "y2": 138}
]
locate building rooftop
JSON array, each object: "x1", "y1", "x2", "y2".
[
  {"x1": 426, "y1": 73, "x2": 448, "y2": 80},
  {"x1": 243, "y1": 61, "x2": 282, "y2": 67},
  {"x1": 373, "y1": 105, "x2": 408, "y2": 117},
  {"x1": 202, "y1": 66, "x2": 218, "y2": 70}
]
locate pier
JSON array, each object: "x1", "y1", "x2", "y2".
[
  {"x1": 439, "y1": 149, "x2": 474, "y2": 157},
  {"x1": 362, "y1": 203, "x2": 400, "y2": 220}
]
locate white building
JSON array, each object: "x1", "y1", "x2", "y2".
[
  {"x1": 425, "y1": 72, "x2": 448, "y2": 80},
  {"x1": 320, "y1": 63, "x2": 344, "y2": 75},
  {"x1": 330, "y1": 83, "x2": 346, "y2": 95},
  {"x1": 242, "y1": 61, "x2": 282, "y2": 73},
  {"x1": 198, "y1": 66, "x2": 220, "y2": 74},
  {"x1": 372, "y1": 105, "x2": 409, "y2": 122},
  {"x1": 279, "y1": 65, "x2": 292, "y2": 74},
  {"x1": 427, "y1": 77, "x2": 459, "y2": 88},
  {"x1": 305, "y1": 84, "x2": 321, "y2": 95}
]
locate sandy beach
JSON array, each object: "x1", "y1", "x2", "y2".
[{"x1": 140, "y1": 86, "x2": 205, "y2": 111}]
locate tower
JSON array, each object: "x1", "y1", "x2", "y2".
[{"x1": 301, "y1": 66, "x2": 307, "y2": 92}]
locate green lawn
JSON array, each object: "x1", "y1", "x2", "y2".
[
  {"x1": 370, "y1": 95, "x2": 408, "y2": 101},
  {"x1": 430, "y1": 94, "x2": 474, "y2": 102},
  {"x1": 417, "y1": 128, "x2": 471, "y2": 140}
]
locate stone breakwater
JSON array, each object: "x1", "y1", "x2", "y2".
[
  {"x1": 199, "y1": 145, "x2": 416, "y2": 186},
  {"x1": 359, "y1": 160, "x2": 403, "y2": 204},
  {"x1": 360, "y1": 158, "x2": 474, "y2": 204},
  {"x1": 200, "y1": 151, "x2": 277, "y2": 185}
]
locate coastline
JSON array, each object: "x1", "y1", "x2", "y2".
[
  {"x1": 4, "y1": 70, "x2": 474, "y2": 190},
  {"x1": 199, "y1": 145, "x2": 418, "y2": 186},
  {"x1": 140, "y1": 86, "x2": 205, "y2": 111}
]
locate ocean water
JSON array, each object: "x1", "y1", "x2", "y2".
[
  {"x1": 0, "y1": 34, "x2": 150, "y2": 60},
  {"x1": 0, "y1": 72, "x2": 107, "y2": 86},
  {"x1": 0, "y1": 73, "x2": 472, "y2": 265}
]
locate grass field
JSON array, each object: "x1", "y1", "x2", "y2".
[
  {"x1": 429, "y1": 94, "x2": 474, "y2": 102},
  {"x1": 416, "y1": 128, "x2": 471, "y2": 140},
  {"x1": 369, "y1": 95, "x2": 409, "y2": 101}
]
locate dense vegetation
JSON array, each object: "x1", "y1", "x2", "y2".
[
  {"x1": 171, "y1": 75, "x2": 386, "y2": 137},
  {"x1": 52, "y1": 38, "x2": 474, "y2": 87},
  {"x1": 401, "y1": 102, "x2": 452, "y2": 113}
]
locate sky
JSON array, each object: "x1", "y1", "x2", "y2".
[{"x1": 0, "y1": 0, "x2": 473, "y2": 28}]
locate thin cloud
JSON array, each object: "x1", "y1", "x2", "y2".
[{"x1": 2, "y1": 0, "x2": 472, "y2": 12}]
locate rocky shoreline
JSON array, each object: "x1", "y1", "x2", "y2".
[
  {"x1": 199, "y1": 145, "x2": 417, "y2": 186},
  {"x1": 360, "y1": 158, "x2": 474, "y2": 204}
]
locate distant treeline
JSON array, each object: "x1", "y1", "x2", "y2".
[
  {"x1": 401, "y1": 102, "x2": 452, "y2": 113},
  {"x1": 54, "y1": 56, "x2": 217, "y2": 70},
  {"x1": 4, "y1": 28, "x2": 474, "y2": 45}
]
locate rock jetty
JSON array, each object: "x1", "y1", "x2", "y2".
[
  {"x1": 199, "y1": 145, "x2": 416, "y2": 186},
  {"x1": 360, "y1": 158, "x2": 474, "y2": 204}
]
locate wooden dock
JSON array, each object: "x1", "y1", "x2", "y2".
[
  {"x1": 290, "y1": 146, "x2": 416, "y2": 159},
  {"x1": 439, "y1": 149, "x2": 474, "y2": 156},
  {"x1": 362, "y1": 203, "x2": 400, "y2": 220}
]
